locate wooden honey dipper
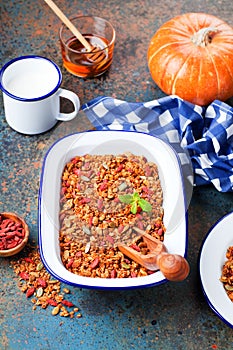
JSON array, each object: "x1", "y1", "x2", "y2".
[{"x1": 44, "y1": 0, "x2": 106, "y2": 63}]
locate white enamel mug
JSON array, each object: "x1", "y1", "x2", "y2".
[{"x1": 0, "y1": 55, "x2": 80, "y2": 135}]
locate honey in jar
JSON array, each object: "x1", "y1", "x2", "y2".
[
  {"x1": 59, "y1": 16, "x2": 115, "y2": 78},
  {"x1": 60, "y1": 34, "x2": 114, "y2": 78}
]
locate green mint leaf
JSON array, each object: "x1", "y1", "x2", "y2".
[
  {"x1": 138, "y1": 198, "x2": 152, "y2": 212},
  {"x1": 131, "y1": 201, "x2": 138, "y2": 214},
  {"x1": 118, "y1": 194, "x2": 133, "y2": 204},
  {"x1": 132, "y1": 192, "x2": 140, "y2": 201}
]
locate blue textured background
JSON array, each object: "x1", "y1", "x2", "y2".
[{"x1": 1, "y1": 1, "x2": 233, "y2": 349}]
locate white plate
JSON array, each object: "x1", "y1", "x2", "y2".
[
  {"x1": 39, "y1": 130, "x2": 188, "y2": 290},
  {"x1": 199, "y1": 212, "x2": 233, "y2": 327}
]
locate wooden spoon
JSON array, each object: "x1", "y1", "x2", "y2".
[
  {"x1": 44, "y1": 0, "x2": 106, "y2": 63},
  {"x1": 118, "y1": 228, "x2": 190, "y2": 282}
]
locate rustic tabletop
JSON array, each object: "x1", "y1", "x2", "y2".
[{"x1": 1, "y1": 1, "x2": 233, "y2": 349}]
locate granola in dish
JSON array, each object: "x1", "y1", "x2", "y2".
[
  {"x1": 59, "y1": 152, "x2": 166, "y2": 278},
  {"x1": 220, "y1": 246, "x2": 233, "y2": 301}
]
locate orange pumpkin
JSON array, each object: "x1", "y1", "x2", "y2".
[{"x1": 147, "y1": 13, "x2": 233, "y2": 106}]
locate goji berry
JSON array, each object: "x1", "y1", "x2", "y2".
[
  {"x1": 110, "y1": 270, "x2": 117, "y2": 278},
  {"x1": 67, "y1": 258, "x2": 74, "y2": 268},
  {"x1": 116, "y1": 164, "x2": 123, "y2": 172},
  {"x1": 130, "y1": 244, "x2": 141, "y2": 252},
  {"x1": 79, "y1": 198, "x2": 91, "y2": 204},
  {"x1": 89, "y1": 257, "x2": 99, "y2": 269},
  {"x1": 137, "y1": 221, "x2": 144, "y2": 230},
  {"x1": 6, "y1": 241, "x2": 18, "y2": 249},
  {"x1": 118, "y1": 225, "x2": 124, "y2": 233},
  {"x1": 131, "y1": 271, "x2": 137, "y2": 278},
  {"x1": 157, "y1": 228, "x2": 163, "y2": 236},
  {"x1": 106, "y1": 235, "x2": 114, "y2": 245},
  {"x1": 99, "y1": 182, "x2": 108, "y2": 191},
  {"x1": 1, "y1": 219, "x2": 12, "y2": 228},
  {"x1": 24, "y1": 257, "x2": 34, "y2": 263},
  {"x1": 5, "y1": 233, "x2": 16, "y2": 239},
  {"x1": 37, "y1": 278, "x2": 47, "y2": 288},
  {"x1": 71, "y1": 157, "x2": 78, "y2": 164},
  {"x1": 19, "y1": 272, "x2": 29, "y2": 280},
  {"x1": 26, "y1": 287, "x2": 35, "y2": 298},
  {"x1": 62, "y1": 300, "x2": 74, "y2": 307},
  {"x1": 47, "y1": 299, "x2": 58, "y2": 306}
]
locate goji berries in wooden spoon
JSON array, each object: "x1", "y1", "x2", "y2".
[{"x1": 118, "y1": 228, "x2": 190, "y2": 282}]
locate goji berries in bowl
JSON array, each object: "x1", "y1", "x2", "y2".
[
  {"x1": 0, "y1": 212, "x2": 29, "y2": 257},
  {"x1": 39, "y1": 130, "x2": 188, "y2": 290}
]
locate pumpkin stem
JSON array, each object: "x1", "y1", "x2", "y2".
[{"x1": 191, "y1": 27, "x2": 219, "y2": 47}]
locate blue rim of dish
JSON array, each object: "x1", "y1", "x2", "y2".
[
  {"x1": 0, "y1": 55, "x2": 62, "y2": 102},
  {"x1": 198, "y1": 211, "x2": 233, "y2": 328},
  {"x1": 38, "y1": 129, "x2": 189, "y2": 290}
]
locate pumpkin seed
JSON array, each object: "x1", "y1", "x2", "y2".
[
  {"x1": 63, "y1": 288, "x2": 70, "y2": 294},
  {"x1": 52, "y1": 305, "x2": 60, "y2": 316},
  {"x1": 63, "y1": 199, "x2": 73, "y2": 210},
  {"x1": 102, "y1": 162, "x2": 109, "y2": 170},
  {"x1": 49, "y1": 279, "x2": 59, "y2": 284},
  {"x1": 225, "y1": 284, "x2": 233, "y2": 291},
  {"x1": 122, "y1": 262, "x2": 130, "y2": 269},
  {"x1": 122, "y1": 225, "x2": 130, "y2": 233},
  {"x1": 82, "y1": 225, "x2": 91, "y2": 235},
  {"x1": 63, "y1": 250, "x2": 69, "y2": 260},
  {"x1": 85, "y1": 242, "x2": 91, "y2": 253},
  {"x1": 37, "y1": 287, "x2": 44, "y2": 297},
  {"x1": 36, "y1": 262, "x2": 44, "y2": 271},
  {"x1": 118, "y1": 182, "x2": 127, "y2": 191},
  {"x1": 80, "y1": 175, "x2": 90, "y2": 182}
]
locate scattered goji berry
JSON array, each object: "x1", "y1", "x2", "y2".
[
  {"x1": 47, "y1": 299, "x2": 58, "y2": 306},
  {"x1": 62, "y1": 300, "x2": 74, "y2": 307},
  {"x1": 37, "y1": 278, "x2": 47, "y2": 288},
  {"x1": 19, "y1": 272, "x2": 29, "y2": 280},
  {"x1": 26, "y1": 287, "x2": 35, "y2": 298}
]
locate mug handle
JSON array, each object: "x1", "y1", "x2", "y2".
[{"x1": 56, "y1": 88, "x2": 80, "y2": 121}]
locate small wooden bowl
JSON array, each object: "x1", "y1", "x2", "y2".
[{"x1": 0, "y1": 212, "x2": 29, "y2": 257}]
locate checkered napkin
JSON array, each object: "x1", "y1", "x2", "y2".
[{"x1": 82, "y1": 95, "x2": 233, "y2": 193}]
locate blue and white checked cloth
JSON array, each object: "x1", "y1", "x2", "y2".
[{"x1": 82, "y1": 95, "x2": 233, "y2": 193}]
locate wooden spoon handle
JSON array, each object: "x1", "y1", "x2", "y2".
[
  {"x1": 44, "y1": 0, "x2": 92, "y2": 51},
  {"x1": 156, "y1": 253, "x2": 190, "y2": 282},
  {"x1": 118, "y1": 244, "x2": 190, "y2": 281}
]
